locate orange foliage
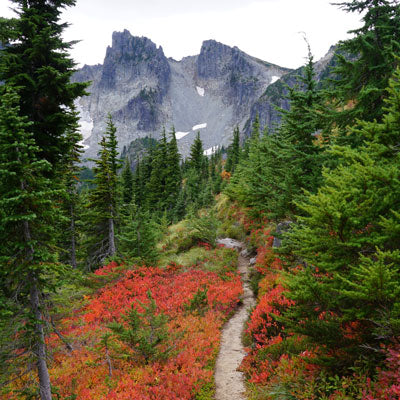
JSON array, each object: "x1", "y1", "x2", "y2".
[
  {"x1": 221, "y1": 170, "x2": 231, "y2": 180},
  {"x1": 240, "y1": 226, "x2": 320, "y2": 391},
  {"x1": 7, "y1": 261, "x2": 242, "y2": 399}
]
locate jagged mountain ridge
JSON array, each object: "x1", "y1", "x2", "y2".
[{"x1": 73, "y1": 30, "x2": 293, "y2": 159}]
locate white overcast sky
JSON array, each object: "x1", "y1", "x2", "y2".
[{"x1": 0, "y1": 0, "x2": 363, "y2": 69}]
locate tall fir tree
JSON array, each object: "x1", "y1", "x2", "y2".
[
  {"x1": 211, "y1": 148, "x2": 223, "y2": 194},
  {"x1": 133, "y1": 157, "x2": 145, "y2": 208},
  {"x1": 226, "y1": 51, "x2": 323, "y2": 221},
  {"x1": 105, "y1": 113, "x2": 120, "y2": 176},
  {"x1": 0, "y1": 87, "x2": 61, "y2": 400},
  {"x1": 0, "y1": 0, "x2": 88, "y2": 175},
  {"x1": 185, "y1": 132, "x2": 206, "y2": 206},
  {"x1": 251, "y1": 113, "x2": 260, "y2": 141},
  {"x1": 165, "y1": 127, "x2": 182, "y2": 218},
  {"x1": 189, "y1": 132, "x2": 204, "y2": 173},
  {"x1": 58, "y1": 108, "x2": 83, "y2": 269},
  {"x1": 242, "y1": 114, "x2": 260, "y2": 159},
  {"x1": 0, "y1": 2, "x2": 87, "y2": 398},
  {"x1": 85, "y1": 117, "x2": 120, "y2": 268},
  {"x1": 273, "y1": 49, "x2": 323, "y2": 217},
  {"x1": 147, "y1": 129, "x2": 168, "y2": 211},
  {"x1": 326, "y1": 0, "x2": 400, "y2": 144},
  {"x1": 225, "y1": 126, "x2": 241, "y2": 173}
]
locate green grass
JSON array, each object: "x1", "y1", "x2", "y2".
[
  {"x1": 157, "y1": 215, "x2": 239, "y2": 276},
  {"x1": 158, "y1": 246, "x2": 210, "y2": 269},
  {"x1": 194, "y1": 381, "x2": 215, "y2": 400}
]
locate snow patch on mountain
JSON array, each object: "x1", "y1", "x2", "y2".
[
  {"x1": 204, "y1": 145, "x2": 219, "y2": 156},
  {"x1": 196, "y1": 86, "x2": 205, "y2": 96},
  {"x1": 175, "y1": 131, "x2": 190, "y2": 140},
  {"x1": 192, "y1": 123, "x2": 207, "y2": 131},
  {"x1": 270, "y1": 76, "x2": 280, "y2": 84}
]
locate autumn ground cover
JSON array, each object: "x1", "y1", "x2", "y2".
[{"x1": 4, "y1": 218, "x2": 242, "y2": 400}]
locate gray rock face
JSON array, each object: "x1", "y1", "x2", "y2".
[
  {"x1": 73, "y1": 30, "x2": 292, "y2": 160},
  {"x1": 272, "y1": 221, "x2": 293, "y2": 248},
  {"x1": 72, "y1": 31, "x2": 171, "y2": 158},
  {"x1": 99, "y1": 30, "x2": 170, "y2": 93},
  {"x1": 216, "y1": 238, "x2": 243, "y2": 251},
  {"x1": 249, "y1": 257, "x2": 257, "y2": 266}
]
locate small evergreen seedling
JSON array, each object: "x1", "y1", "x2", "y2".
[
  {"x1": 108, "y1": 291, "x2": 170, "y2": 364},
  {"x1": 185, "y1": 286, "x2": 209, "y2": 316}
]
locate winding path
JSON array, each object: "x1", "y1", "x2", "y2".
[{"x1": 214, "y1": 239, "x2": 256, "y2": 400}]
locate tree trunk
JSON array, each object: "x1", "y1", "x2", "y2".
[
  {"x1": 109, "y1": 216, "x2": 116, "y2": 256},
  {"x1": 30, "y1": 276, "x2": 53, "y2": 400},
  {"x1": 105, "y1": 344, "x2": 113, "y2": 378},
  {"x1": 70, "y1": 203, "x2": 77, "y2": 269},
  {"x1": 137, "y1": 224, "x2": 141, "y2": 258},
  {"x1": 23, "y1": 216, "x2": 52, "y2": 400}
]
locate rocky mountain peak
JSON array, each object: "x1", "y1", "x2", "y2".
[
  {"x1": 99, "y1": 30, "x2": 170, "y2": 90},
  {"x1": 197, "y1": 39, "x2": 244, "y2": 79},
  {"x1": 200, "y1": 39, "x2": 234, "y2": 55},
  {"x1": 109, "y1": 30, "x2": 164, "y2": 62}
]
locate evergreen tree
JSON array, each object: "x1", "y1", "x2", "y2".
[
  {"x1": 242, "y1": 114, "x2": 260, "y2": 159},
  {"x1": 86, "y1": 117, "x2": 120, "y2": 268},
  {"x1": 147, "y1": 129, "x2": 168, "y2": 211},
  {"x1": 133, "y1": 141, "x2": 157, "y2": 210},
  {"x1": 118, "y1": 205, "x2": 159, "y2": 264},
  {"x1": 58, "y1": 109, "x2": 83, "y2": 269},
  {"x1": 200, "y1": 179, "x2": 215, "y2": 207},
  {"x1": 104, "y1": 113, "x2": 120, "y2": 176},
  {"x1": 185, "y1": 133, "x2": 207, "y2": 207},
  {"x1": 0, "y1": 87, "x2": 60, "y2": 400},
  {"x1": 201, "y1": 153, "x2": 210, "y2": 182},
  {"x1": 133, "y1": 157, "x2": 145, "y2": 209},
  {"x1": 189, "y1": 132, "x2": 204, "y2": 173},
  {"x1": 225, "y1": 126, "x2": 241, "y2": 173},
  {"x1": 211, "y1": 155, "x2": 223, "y2": 194},
  {"x1": 272, "y1": 49, "x2": 323, "y2": 217},
  {"x1": 226, "y1": 51, "x2": 322, "y2": 221},
  {"x1": 108, "y1": 291, "x2": 169, "y2": 363},
  {"x1": 185, "y1": 168, "x2": 203, "y2": 207},
  {"x1": 0, "y1": 1, "x2": 87, "y2": 397},
  {"x1": 173, "y1": 187, "x2": 187, "y2": 221},
  {"x1": 326, "y1": 0, "x2": 400, "y2": 143},
  {"x1": 281, "y1": 68, "x2": 400, "y2": 368},
  {"x1": 0, "y1": 0, "x2": 88, "y2": 175},
  {"x1": 251, "y1": 113, "x2": 260, "y2": 141},
  {"x1": 165, "y1": 127, "x2": 182, "y2": 216}
]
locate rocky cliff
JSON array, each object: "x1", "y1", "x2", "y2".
[{"x1": 73, "y1": 30, "x2": 334, "y2": 159}]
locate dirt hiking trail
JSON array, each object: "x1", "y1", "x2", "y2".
[{"x1": 214, "y1": 239, "x2": 256, "y2": 400}]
